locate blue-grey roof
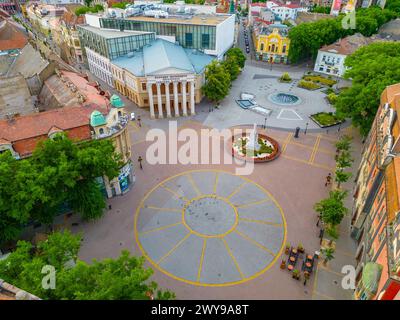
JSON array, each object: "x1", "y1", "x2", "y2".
[{"x1": 112, "y1": 39, "x2": 214, "y2": 77}]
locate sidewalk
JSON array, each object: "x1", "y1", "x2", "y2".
[{"x1": 312, "y1": 126, "x2": 362, "y2": 300}]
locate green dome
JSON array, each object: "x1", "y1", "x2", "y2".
[
  {"x1": 110, "y1": 94, "x2": 125, "y2": 108},
  {"x1": 90, "y1": 110, "x2": 106, "y2": 127},
  {"x1": 362, "y1": 262, "x2": 383, "y2": 295}
]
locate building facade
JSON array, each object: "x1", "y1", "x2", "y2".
[
  {"x1": 253, "y1": 23, "x2": 290, "y2": 63},
  {"x1": 111, "y1": 38, "x2": 214, "y2": 118},
  {"x1": 78, "y1": 25, "x2": 155, "y2": 86},
  {"x1": 351, "y1": 83, "x2": 400, "y2": 300},
  {"x1": 86, "y1": 11, "x2": 235, "y2": 58},
  {"x1": 56, "y1": 12, "x2": 85, "y2": 64},
  {"x1": 313, "y1": 33, "x2": 372, "y2": 77}
]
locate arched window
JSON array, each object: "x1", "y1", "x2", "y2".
[
  {"x1": 99, "y1": 128, "x2": 104, "y2": 135},
  {"x1": 282, "y1": 45, "x2": 286, "y2": 53},
  {"x1": 260, "y1": 43, "x2": 264, "y2": 51},
  {"x1": 271, "y1": 44, "x2": 275, "y2": 52},
  {"x1": 118, "y1": 111, "x2": 122, "y2": 118}
]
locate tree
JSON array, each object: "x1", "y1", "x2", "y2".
[
  {"x1": 288, "y1": 7, "x2": 397, "y2": 63},
  {"x1": 321, "y1": 247, "x2": 335, "y2": 265},
  {"x1": 84, "y1": 0, "x2": 93, "y2": 7},
  {"x1": 222, "y1": 56, "x2": 240, "y2": 81},
  {"x1": 335, "y1": 169, "x2": 352, "y2": 189},
  {"x1": 336, "y1": 150, "x2": 354, "y2": 169},
  {"x1": 385, "y1": 0, "x2": 400, "y2": 15},
  {"x1": 0, "y1": 231, "x2": 175, "y2": 300},
  {"x1": 202, "y1": 60, "x2": 231, "y2": 104},
  {"x1": 314, "y1": 190, "x2": 348, "y2": 227},
  {"x1": 335, "y1": 42, "x2": 400, "y2": 136},
  {"x1": 335, "y1": 135, "x2": 352, "y2": 153},
  {"x1": 226, "y1": 47, "x2": 246, "y2": 69},
  {"x1": 0, "y1": 135, "x2": 122, "y2": 245}
]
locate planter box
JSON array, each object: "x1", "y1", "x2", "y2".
[{"x1": 310, "y1": 114, "x2": 345, "y2": 128}]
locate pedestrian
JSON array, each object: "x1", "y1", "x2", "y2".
[
  {"x1": 137, "y1": 116, "x2": 141, "y2": 127},
  {"x1": 138, "y1": 155, "x2": 143, "y2": 170},
  {"x1": 325, "y1": 173, "x2": 332, "y2": 187}
]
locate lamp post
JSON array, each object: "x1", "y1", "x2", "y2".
[
  {"x1": 304, "y1": 122, "x2": 309, "y2": 135},
  {"x1": 264, "y1": 117, "x2": 268, "y2": 130}
]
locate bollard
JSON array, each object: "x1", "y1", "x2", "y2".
[{"x1": 294, "y1": 127, "x2": 300, "y2": 138}]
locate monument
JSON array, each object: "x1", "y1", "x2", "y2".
[{"x1": 246, "y1": 123, "x2": 260, "y2": 151}]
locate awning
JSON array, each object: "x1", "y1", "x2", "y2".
[{"x1": 362, "y1": 262, "x2": 383, "y2": 295}]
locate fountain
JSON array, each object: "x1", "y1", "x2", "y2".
[
  {"x1": 268, "y1": 92, "x2": 301, "y2": 106},
  {"x1": 230, "y1": 124, "x2": 281, "y2": 163}
]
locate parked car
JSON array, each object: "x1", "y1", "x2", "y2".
[{"x1": 246, "y1": 47, "x2": 250, "y2": 53}]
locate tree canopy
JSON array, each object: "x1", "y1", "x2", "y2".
[
  {"x1": 288, "y1": 6, "x2": 398, "y2": 63},
  {"x1": 0, "y1": 134, "x2": 122, "y2": 245},
  {"x1": 314, "y1": 190, "x2": 348, "y2": 226},
  {"x1": 226, "y1": 47, "x2": 247, "y2": 69},
  {"x1": 335, "y1": 42, "x2": 400, "y2": 135},
  {"x1": 0, "y1": 231, "x2": 175, "y2": 300},
  {"x1": 202, "y1": 60, "x2": 231, "y2": 103}
]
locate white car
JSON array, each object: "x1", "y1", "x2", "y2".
[{"x1": 130, "y1": 112, "x2": 135, "y2": 121}]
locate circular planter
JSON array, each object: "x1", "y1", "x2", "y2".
[{"x1": 231, "y1": 133, "x2": 281, "y2": 163}]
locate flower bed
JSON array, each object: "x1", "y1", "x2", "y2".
[
  {"x1": 310, "y1": 112, "x2": 344, "y2": 128},
  {"x1": 302, "y1": 75, "x2": 337, "y2": 87},
  {"x1": 297, "y1": 79, "x2": 321, "y2": 90},
  {"x1": 231, "y1": 134, "x2": 280, "y2": 162}
]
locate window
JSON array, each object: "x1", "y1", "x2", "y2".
[
  {"x1": 201, "y1": 34, "x2": 210, "y2": 48},
  {"x1": 185, "y1": 33, "x2": 193, "y2": 47},
  {"x1": 99, "y1": 128, "x2": 104, "y2": 135},
  {"x1": 260, "y1": 43, "x2": 264, "y2": 51},
  {"x1": 282, "y1": 45, "x2": 286, "y2": 53},
  {"x1": 142, "y1": 83, "x2": 147, "y2": 91}
]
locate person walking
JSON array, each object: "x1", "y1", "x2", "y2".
[
  {"x1": 325, "y1": 173, "x2": 332, "y2": 187},
  {"x1": 137, "y1": 116, "x2": 141, "y2": 127},
  {"x1": 138, "y1": 156, "x2": 143, "y2": 170}
]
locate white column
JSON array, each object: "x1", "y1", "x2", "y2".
[
  {"x1": 156, "y1": 82, "x2": 163, "y2": 118},
  {"x1": 147, "y1": 83, "x2": 155, "y2": 119},
  {"x1": 173, "y1": 81, "x2": 179, "y2": 117},
  {"x1": 190, "y1": 81, "x2": 195, "y2": 115},
  {"x1": 165, "y1": 81, "x2": 172, "y2": 118},
  {"x1": 182, "y1": 81, "x2": 188, "y2": 116}
]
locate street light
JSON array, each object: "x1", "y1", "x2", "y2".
[{"x1": 304, "y1": 122, "x2": 309, "y2": 135}]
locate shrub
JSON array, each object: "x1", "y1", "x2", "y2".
[
  {"x1": 327, "y1": 93, "x2": 338, "y2": 104},
  {"x1": 280, "y1": 72, "x2": 292, "y2": 82},
  {"x1": 298, "y1": 80, "x2": 321, "y2": 90},
  {"x1": 303, "y1": 75, "x2": 337, "y2": 86}
]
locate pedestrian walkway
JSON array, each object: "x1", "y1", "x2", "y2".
[{"x1": 312, "y1": 126, "x2": 361, "y2": 300}]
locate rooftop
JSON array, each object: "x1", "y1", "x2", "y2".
[
  {"x1": 112, "y1": 39, "x2": 214, "y2": 77},
  {"x1": 79, "y1": 24, "x2": 153, "y2": 39},
  {"x1": 0, "y1": 104, "x2": 96, "y2": 144},
  {"x1": 5, "y1": 43, "x2": 49, "y2": 78},
  {"x1": 0, "y1": 75, "x2": 36, "y2": 119},
  {"x1": 378, "y1": 18, "x2": 400, "y2": 41},
  {"x1": 0, "y1": 280, "x2": 40, "y2": 300},
  {"x1": 0, "y1": 20, "x2": 28, "y2": 52},
  {"x1": 319, "y1": 33, "x2": 373, "y2": 56},
  {"x1": 125, "y1": 13, "x2": 231, "y2": 26}
]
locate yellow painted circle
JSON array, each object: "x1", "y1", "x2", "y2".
[
  {"x1": 134, "y1": 169, "x2": 287, "y2": 287},
  {"x1": 182, "y1": 194, "x2": 239, "y2": 238}
]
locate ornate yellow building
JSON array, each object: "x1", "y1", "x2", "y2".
[{"x1": 253, "y1": 23, "x2": 290, "y2": 64}]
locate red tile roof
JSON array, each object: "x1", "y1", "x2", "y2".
[
  {"x1": 0, "y1": 20, "x2": 28, "y2": 51},
  {"x1": 0, "y1": 104, "x2": 97, "y2": 143}
]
